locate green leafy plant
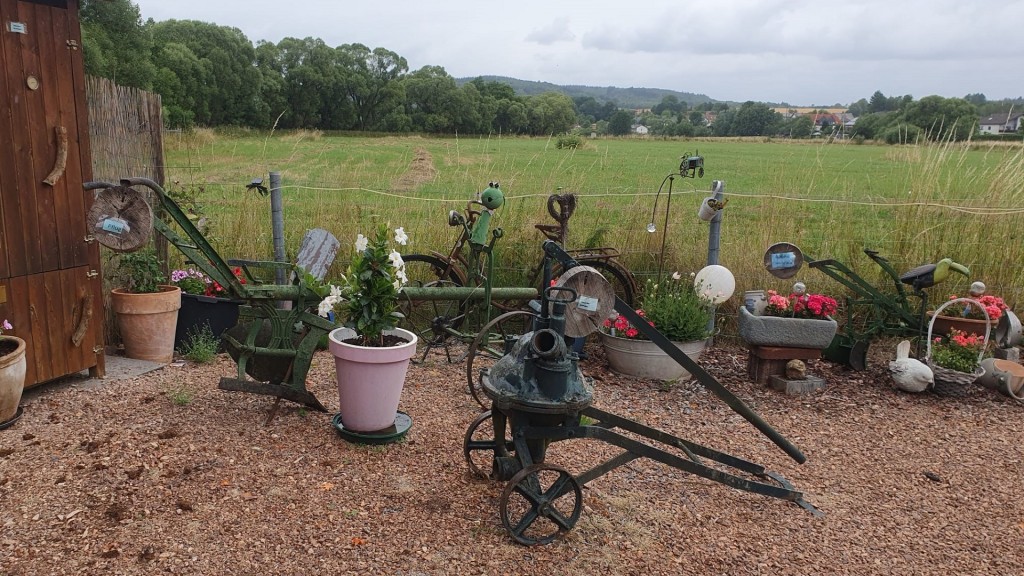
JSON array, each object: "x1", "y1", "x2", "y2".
[
  {"x1": 170, "y1": 268, "x2": 209, "y2": 295},
  {"x1": 178, "y1": 324, "x2": 218, "y2": 363},
  {"x1": 603, "y1": 273, "x2": 711, "y2": 342},
  {"x1": 168, "y1": 385, "x2": 194, "y2": 406},
  {"x1": 930, "y1": 328, "x2": 986, "y2": 373},
  {"x1": 316, "y1": 226, "x2": 408, "y2": 347},
  {"x1": 114, "y1": 250, "x2": 166, "y2": 293}
]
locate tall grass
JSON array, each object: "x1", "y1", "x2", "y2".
[{"x1": 160, "y1": 132, "x2": 1024, "y2": 318}]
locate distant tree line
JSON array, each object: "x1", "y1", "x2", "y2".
[{"x1": 81, "y1": 1, "x2": 1022, "y2": 142}]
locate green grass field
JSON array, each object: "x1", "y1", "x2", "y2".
[{"x1": 161, "y1": 131, "x2": 1024, "y2": 312}]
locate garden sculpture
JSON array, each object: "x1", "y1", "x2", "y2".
[
  {"x1": 888, "y1": 339, "x2": 934, "y2": 393},
  {"x1": 899, "y1": 257, "x2": 970, "y2": 291},
  {"x1": 808, "y1": 248, "x2": 969, "y2": 370},
  {"x1": 465, "y1": 240, "x2": 818, "y2": 545}
]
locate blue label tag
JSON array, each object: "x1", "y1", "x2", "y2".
[
  {"x1": 770, "y1": 252, "x2": 796, "y2": 269},
  {"x1": 100, "y1": 217, "x2": 129, "y2": 235}
]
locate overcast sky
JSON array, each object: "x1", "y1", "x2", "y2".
[{"x1": 131, "y1": 0, "x2": 1024, "y2": 106}]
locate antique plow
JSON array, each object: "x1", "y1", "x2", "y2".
[
  {"x1": 464, "y1": 241, "x2": 819, "y2": 546},
  {"x1": 85, "y1": 178, "x2": 334, "y2": 410}
]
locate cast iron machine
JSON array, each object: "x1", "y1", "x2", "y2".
[{"x1": 464, "y1": 241, "x2": 820, "y2": 546}]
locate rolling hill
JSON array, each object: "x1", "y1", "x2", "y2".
[{"x1": 456, "y1": 75, "x2": 716, "y2": 109}]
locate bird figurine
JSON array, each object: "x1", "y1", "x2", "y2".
[
  {"x1": 889, "y1": 339, "x2": 933, "y2": 393},
  {"x1": 899, "y1": 258, "x2": 969, "y2": 292}
]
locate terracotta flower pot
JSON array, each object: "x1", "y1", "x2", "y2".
[
  {"x1": 328, "y1": 327, "x2": 417, "y2": 432},
  {"x1": 599, "y1": 332, "x2": 705, "y2": 380},
  {"x1": 111, "y1": 285, "x2": 181, "y2": 363},
  {"x1": 0, "y1": 335, "x2": 27, "y2": 424},
  {"x1": 925, "y1": 311, "x2": 992, "y2": 338}
]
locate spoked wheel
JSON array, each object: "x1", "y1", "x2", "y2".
[
  {"x1": 462, "y1": 410, "x2": 514, "y2": 480},
  {"x1": 499, "y1": 463, "x2": 583, "y2": 546},
  {"x1": 398, "y1": 254, "x2": 466, "y2": 346},
  {"x1": 466, "y1": 310, "x2": 537, "y2": 408}
]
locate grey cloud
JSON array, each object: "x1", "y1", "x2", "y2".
[{"x1": 526, "y1": 17, "x2": 576, "y2": 45}]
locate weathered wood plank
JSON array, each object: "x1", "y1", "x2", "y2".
[{"x1": 19, "y1": 2, "x2": 61, "y2": 272}]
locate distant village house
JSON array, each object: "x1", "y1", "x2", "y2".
[{"x1": 978, "y1": 112, "x2": 1022, "y2": 134}]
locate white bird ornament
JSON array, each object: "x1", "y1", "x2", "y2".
[{"x1": 888, "y1": 340, "x2": 933, "y2": 393}]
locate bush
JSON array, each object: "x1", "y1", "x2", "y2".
[
  {"x1": 556, "y1": 134, "x2": 584, "y2": 149},
  {"x1": 639, "y1": 275, "x2": 711, "y2": 342},
  {"x1": 178, "y1": 325, "x2": 218, "y2": 363}
]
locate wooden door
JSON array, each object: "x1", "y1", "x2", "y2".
[{"x1": 0, "y1": 0, "x2": 104, "y2": 385}]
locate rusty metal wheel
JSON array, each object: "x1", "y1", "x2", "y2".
[
  {"x1": 499, "y1": 463, "x2": 582, "y2": 546},
  {"x1": 462, "y1": 409, "x2": 513, "y2": 480},
  {"x1": 465, "y1": 310, "x2": 536, "y2": 409}
]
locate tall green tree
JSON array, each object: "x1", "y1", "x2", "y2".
[
  {"x1": 607, "y1": 110, "x2": 633, "y2": 135},
  {"x1": 525, "y1": 92, "x2": 577, "y2": 135},
  {"x1": 900, "y1": 95, "x2": 978, "y2": 141},
  {"x1": 729, "y1": 101, "x2": 781, "y2": 136},
  {"x1": 80, "y1": 0, "x2": 155, "y2": 89},
  {"x1": 150, "y1": 20, "x2": 262, "y2": 126},
  {"x1": 337, "y1": 44, "x2": 408, "y2": 131}
]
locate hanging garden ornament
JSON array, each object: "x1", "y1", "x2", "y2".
[{"x1": 694, "y1": 265, "x2": 735, "y2": 305}]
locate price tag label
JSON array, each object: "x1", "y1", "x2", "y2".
[
  {"x1": 577, "y1": 296, "x2": 599, "y2": 312},
  {"x1": 770, "y1": 252, "x2": 797, "y2": 270}
]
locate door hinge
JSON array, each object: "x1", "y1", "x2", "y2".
[
  {"x1": 92, "y1": 346, "x2": 104, "y2": 354},
  {"x1": 66, "y1": 39, "x2": 79, "y2": 50},
  {"x1": 86, "y1": 270, "x2": 99, "y2": 278},
  {"x1": 84, "y1": 235, "x2": 96, "y2": 244}
]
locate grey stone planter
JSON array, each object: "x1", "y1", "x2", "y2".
[{"x1": 737, "y1": 306, "x2": 837, "y2": 349}]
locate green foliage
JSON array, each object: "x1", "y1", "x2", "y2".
[
  {"x1": 729, "y1": 101, "x2": 782, "y2": 137},
  {"x1": 319, "y1": 226, "x2": 407, "y2": 346},
  {"x1": 930, "y1": 329, "x2": 985, "y2": 373},
  {"x1": 114, "y1": 250, "x2": 166, "y2": 294},
  {"x1": 168, "y1": 385, "x2": 194, "y2": 406},
  {"x1": 178, "y1": 325, "x2": 218, "y2": 363},
  {"x1": 607, "y1": 110, "x2": 634, "y2": 136},
  {"x1": 80, "y1": 0, "x2": 155, "y2": 89},
  {"x1": 901, "y1": 96, "x2": 978, "y2": 141},
  {"x1": 639, "y1": 276, "x2": 711, "y2": 342},
  {"x1": 556, "y1": 134, "x2": 584, "y2": 149}
]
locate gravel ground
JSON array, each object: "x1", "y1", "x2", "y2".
[{"x1": 1, "y1": 339, "x2": 1022, "y2": 576}]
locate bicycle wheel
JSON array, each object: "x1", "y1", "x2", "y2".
[
  {"x1": 398, "y1": 254, "x2": 465, "y2": 345},
  {"x1": 554, "y1": 259, "x2": 635, "y2": 310},
  {"x1": 466, "y1": 310, "x2": 537, "y2": 408}
]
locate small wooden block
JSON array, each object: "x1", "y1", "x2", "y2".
[{"x1": 749, "y1": 345, "x2": 822, "y2": 360}]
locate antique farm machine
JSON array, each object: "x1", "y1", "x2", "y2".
[{"x1": 464, "y1": 241, "x2": 820, "y2": 545}]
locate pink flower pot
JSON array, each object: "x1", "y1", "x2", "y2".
[{"x1": 328, "y1": 327, "x2": 418, "y2": 432}]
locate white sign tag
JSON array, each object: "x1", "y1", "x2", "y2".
[{"x1": 577, "y1": 296, "x2": 599, "y2": 312}]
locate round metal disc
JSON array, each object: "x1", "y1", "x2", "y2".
[
  {"x1": 555, "y1": 265, "x2": 615, "y2": 338},
  {"x1": 763, "y1": 242, "x2": 804, "y2": 279},
  {"x1": 331, "y1": 411, "x2": 412, "y2": 445},
  {"x1": 87, "y1": 185, "x2": 153, "y2": 252}
]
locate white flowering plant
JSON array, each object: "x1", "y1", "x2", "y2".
[{"x1": 316, "y1": 225, "x2": 409, "y2": 347}]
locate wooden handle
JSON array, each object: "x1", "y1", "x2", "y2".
[
  {"x1": 71, "y1": 290, "x2": 93, "y2": 347},
  {"x1": 42, "y1": 126, "x2": 68, "y2": 186}
]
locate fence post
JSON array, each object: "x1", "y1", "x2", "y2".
[
  {"x1": 270, "y1": 171, "x2": 287, "y2": 286},
  {"x1": 706, "y1": 180, "x2": 725, "y2": 339}
]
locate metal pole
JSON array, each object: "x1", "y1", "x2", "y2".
[
  {"x1": 706, "y1": 180, "x2": 725, "y2": 340},
  {"x1": 269, "y1": 171, "x2": 287, "y2": 286},
  {"x1": 706, "y1": 180, "x2": 725, "y2": 266}
]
